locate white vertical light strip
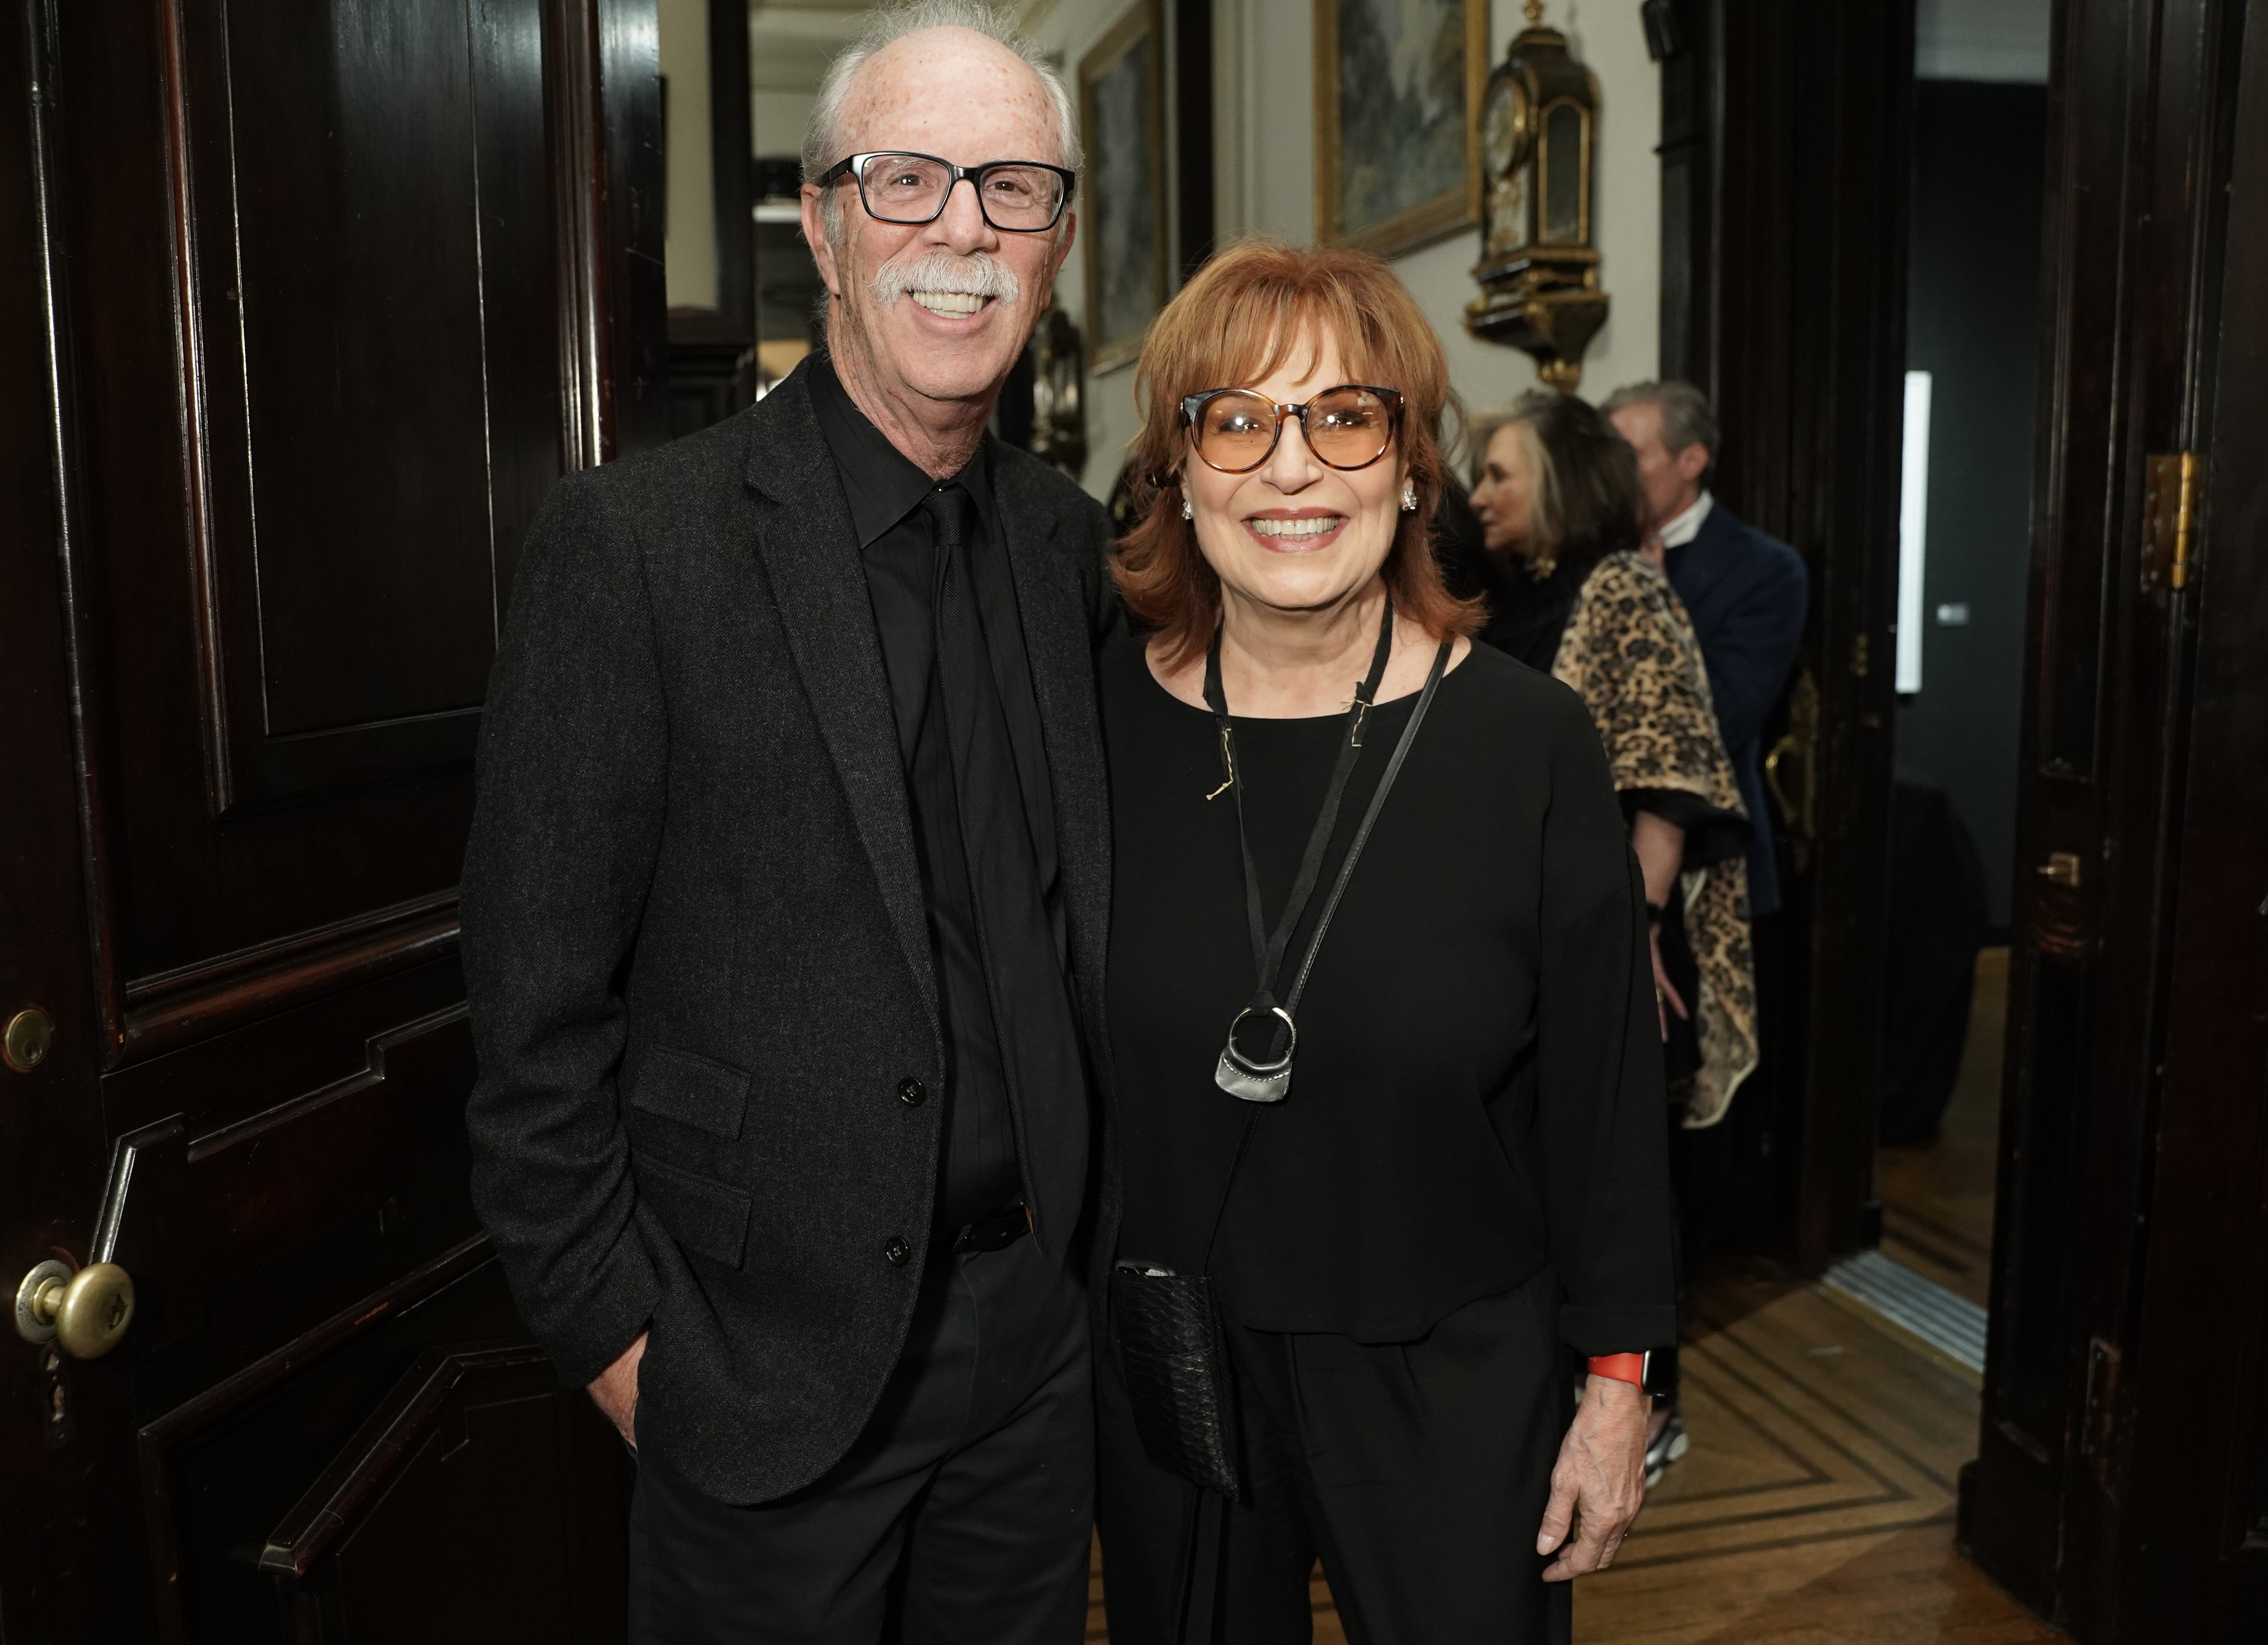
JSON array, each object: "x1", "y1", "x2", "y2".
[{"x1": 1897, "y1": 370, "x2": 1935, "y2": 694}]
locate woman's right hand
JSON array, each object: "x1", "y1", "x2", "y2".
[{"x1": 1648, "y1": 923, "x2": 1689, "y2": 1040}]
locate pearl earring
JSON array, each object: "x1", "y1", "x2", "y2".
[
  {"x1": 1180, "y1": 494, "x2": 1194, "y2": 522},
  {"x1": 1400, "y1": 482, "x2": 1418, "y2": 512}
]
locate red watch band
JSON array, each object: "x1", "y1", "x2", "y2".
[{"x1": 1586, "y1": 1352, "x2": 1649, "y2": 1387}]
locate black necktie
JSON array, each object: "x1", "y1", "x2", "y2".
[{"x1": 922, "y1": 484, "x2": 1088, "y2": 1255}]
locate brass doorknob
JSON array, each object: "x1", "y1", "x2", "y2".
[
  {"x1": 14, "y1": 1259, "x2": 135, "y2": 1359},
  {"x1": 2, "y1": 1007, "x2": 51, "y2": 1073}
]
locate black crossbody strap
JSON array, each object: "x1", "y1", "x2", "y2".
[
  {"x1": 1281, "y1": 638, "x2": 1452, "y2": 1016},
  {"x1": 1198, "y1": 635, "x2": 1451, "y2": 1272},
  {"x1": 1203, "y1": 601, "x2": 1396, "y2": 993}
]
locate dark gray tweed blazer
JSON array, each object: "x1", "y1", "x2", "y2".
[{"x1": 461, "y1": 366, "x2": 1119, "y2": 1506}]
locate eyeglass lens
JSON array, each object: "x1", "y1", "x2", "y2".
[
  {"x1": 858, "y1": 153, "x2": 1066, "y2": 229},
  {"x1": 1196, "y1": 388, "x2": 1394, "y2": 472}
]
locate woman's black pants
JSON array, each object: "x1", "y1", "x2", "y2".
[{"x1": 1095, "y1": 1269, "x2": 1574, "y2": 1645}]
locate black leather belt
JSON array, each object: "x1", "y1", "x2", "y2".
[{"x1": 949, "y1": 1204, "x2": 1031, "y2": 1255}]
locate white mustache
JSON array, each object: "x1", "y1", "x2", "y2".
[{"x1": 869, "y1": 249, "x2": 1021, "y2": 308}]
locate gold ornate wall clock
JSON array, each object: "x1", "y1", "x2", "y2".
[{"x1": 1466, "y1": 1, "x2": 1609, "y2": 390}]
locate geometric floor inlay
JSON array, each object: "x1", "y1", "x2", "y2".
[{"x1": 1087, "y1": 1264, "x2": 2063, "y2": 1644}]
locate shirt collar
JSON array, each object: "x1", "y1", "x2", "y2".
[
  {"x1": 807, "y1": 351, "x2": 997, "y2": 549},
  {"x1": 1657, "y1": 489, "x2": 1714, "y2": 551}
]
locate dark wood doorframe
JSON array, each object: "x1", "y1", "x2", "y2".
[
  {"x1": 1170, "y1": 0, "x2": 1215, "y2": 280},
  {"x1": 2118, "y1": 9, "x2": 2268, "y2": 1630},
  {"x1": 1958, "y1": 0, "x2": 2260, "y2": 1638},
  {"x1": 706, "y1": 0, "x2": 752, "y2": 336},
  {"x1": 1657, "y1": 0, "x2": 1915, "y2": 1275}
]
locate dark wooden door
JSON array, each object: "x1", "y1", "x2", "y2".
[
  {"x1": 1656, "y1": 0, "x2": 1915, "y2": 1272},
  {"x1": 1958, "y1": 0, "x2": 2264, "y2": 1639},
  {"x1": 0, "y1": 0, "x2": 663, "y2": 1639}
]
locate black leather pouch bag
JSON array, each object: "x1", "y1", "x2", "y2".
[{"x1": 1108, "y1": 1261, "x2": 1243, "y2": 1499}]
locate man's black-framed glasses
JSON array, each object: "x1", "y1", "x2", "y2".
[
  {"x1": 1180, "y1": 385, "x2": 1406, "y2": 474},
  {"x1": 819, "y1": 151, "x2": 1076, "y2": 232}
]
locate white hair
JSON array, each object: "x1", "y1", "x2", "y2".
[{"x1": 803, "y1": 0, "x2": 1080, "y2": 242}]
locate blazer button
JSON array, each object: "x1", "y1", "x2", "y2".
[
  {"x1": 897, "y1": 1076, "x2": 927, "y2": 1107},
  {"x1": 884, "y1": 1235, "x2": 913, "y2": 1267}
]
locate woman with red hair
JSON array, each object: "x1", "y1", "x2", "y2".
[{"x1": 1095, "y1": 238, "x2": 1675, "y2": 1643}]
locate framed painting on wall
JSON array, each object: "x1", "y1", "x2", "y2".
[
  {"x1": 1079, "y1": 0, "x2": 1168, "y2": 371},
  {"x1": 1315, "y1": 0, "x2": 1488, "y2": 257}
]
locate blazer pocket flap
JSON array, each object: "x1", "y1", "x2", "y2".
[
  {"x1": 629, "y1": 1046, "x2": 750, "y2": 1140},
  {"x1": 634, "y1": 1154, "x2": 751, "y2": 1270}
]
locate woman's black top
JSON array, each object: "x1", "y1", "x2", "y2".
[{"x1": 1101, "y1": 635, "x2": 1677, "y2": 1353}]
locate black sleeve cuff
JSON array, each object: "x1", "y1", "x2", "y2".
[
  {"x1": 1622, "y1": 787, "x2": 1752, "y2": 870},
  {"x1": 1559, "y1": 1302, "x2": 1680, "y2": 1358}
]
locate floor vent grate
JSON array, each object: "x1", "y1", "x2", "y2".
[{"x1": 1822, "y1": 1248, "x2": 1988, "y2": 1373}]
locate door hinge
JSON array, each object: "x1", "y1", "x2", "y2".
[{"x1": 2142, "y1": 452, "x2": 2203, "y2": 591}]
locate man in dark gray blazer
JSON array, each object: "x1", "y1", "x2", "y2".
[{"x1": 462, "y1": 4, "x2": 1114, "y2": 1638}]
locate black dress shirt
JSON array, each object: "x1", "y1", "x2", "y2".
[{"x1": 809, "y1": 355, "x2": 1063, "y2": 1231}]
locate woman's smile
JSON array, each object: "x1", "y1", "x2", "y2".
[{"x1": 1243, "y1": 509, "x2": 1348, "y2": 550}]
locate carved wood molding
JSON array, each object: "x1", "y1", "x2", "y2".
[
  {"x1": 135, "y1": 1233, "x2": 496, "y2": 1645},
  {"x1": 114, "y1": 889, "x2": 460, "y2": 1068},
  {"x1": 259, "y1": 1340, "x2": 552, "y2": 1578}
]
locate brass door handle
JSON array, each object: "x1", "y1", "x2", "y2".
[
  {"x1": 1764, "y1": 732, "x2": 1810, "y2": 837},
  {"x1": 14, "y1": 1258, "x2": 135, "y2": 1359},
  {"x1": 1763, "y1": 667, "x2": 1821, "y2": 838}
]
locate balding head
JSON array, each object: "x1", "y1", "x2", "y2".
[
  {"x1": 798, "y1": 2, "x2": 1080, "y2": 475},
  {"x1": 805, "y1": 0, "x2": 1078, "y2": 239}
]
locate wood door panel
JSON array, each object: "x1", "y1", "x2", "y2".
[
  {"x1": 1986, "y1": 951, "x2": 2082, "y2": 1461},
  {"x1": 95, "y1": 966, "x2": 481, "y2": 1387},
  {"x1": 5, "y1": 0, "x2": 660, "y2": 1636},
  {"x1": 119, "y1": 889, "x2": 461, "y2": 1066},
  {"x1": 133, "y1": 1254, "x2": 609, "y2": 1645},
  {"x1": 2026, "y1": 0, "x2": 2135, "y2": 783},
  {"x1": 45, "y1": 0, "x2": 592, "y2": 1054},
  {"x1": 260, "y1": 1343, "x2": 630, "y2": 1643},
  {"x1": 173, "y1": 0, "x2": 561, "y2": 797}
]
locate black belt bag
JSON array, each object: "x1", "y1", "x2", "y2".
[{"x1": 1110, "y1": 607, "x2": 1450, "y2": 1501}]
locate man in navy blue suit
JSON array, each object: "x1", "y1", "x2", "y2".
[{"x1": 1604, "y1": 382, "x2": 1808, "y2": 918}]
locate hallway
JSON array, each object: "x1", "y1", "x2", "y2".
[{"x1": 1569, "y1": 1265, "x2": 2052, "y2": 1643}]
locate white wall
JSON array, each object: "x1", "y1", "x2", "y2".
[
  {"x1": 1031, "y1": 0, "x2": 1660, "y2": 498},
  {"x1": 660, "y1": 0, "x2": 718, "y2": 310},
  {"x1": 755, "y1": 89, "x2": 818, "y2": 158}
]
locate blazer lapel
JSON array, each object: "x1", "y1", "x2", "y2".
[
  {"x1": 743, "y1": 373, "x2": 939, "y2": 1029},
  {"x1": 993, "y1": 459, "x2": 1111, "y2": 996}
]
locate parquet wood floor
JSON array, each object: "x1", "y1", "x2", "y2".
[{"x1": 1084, "y1": 1256, "x2": 2062, "y2": 1642}]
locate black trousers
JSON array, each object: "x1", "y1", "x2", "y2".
[
  {"x1": 1651, "y1": 1117, "x2": 1742, "y2": 1401},
  {"x1": 629, "y1": 1232, "x2": 1092, "y2": 1645},
  {"x1": 1096, "y1": 1269, "x2": 1573, "y2": 1645}
]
